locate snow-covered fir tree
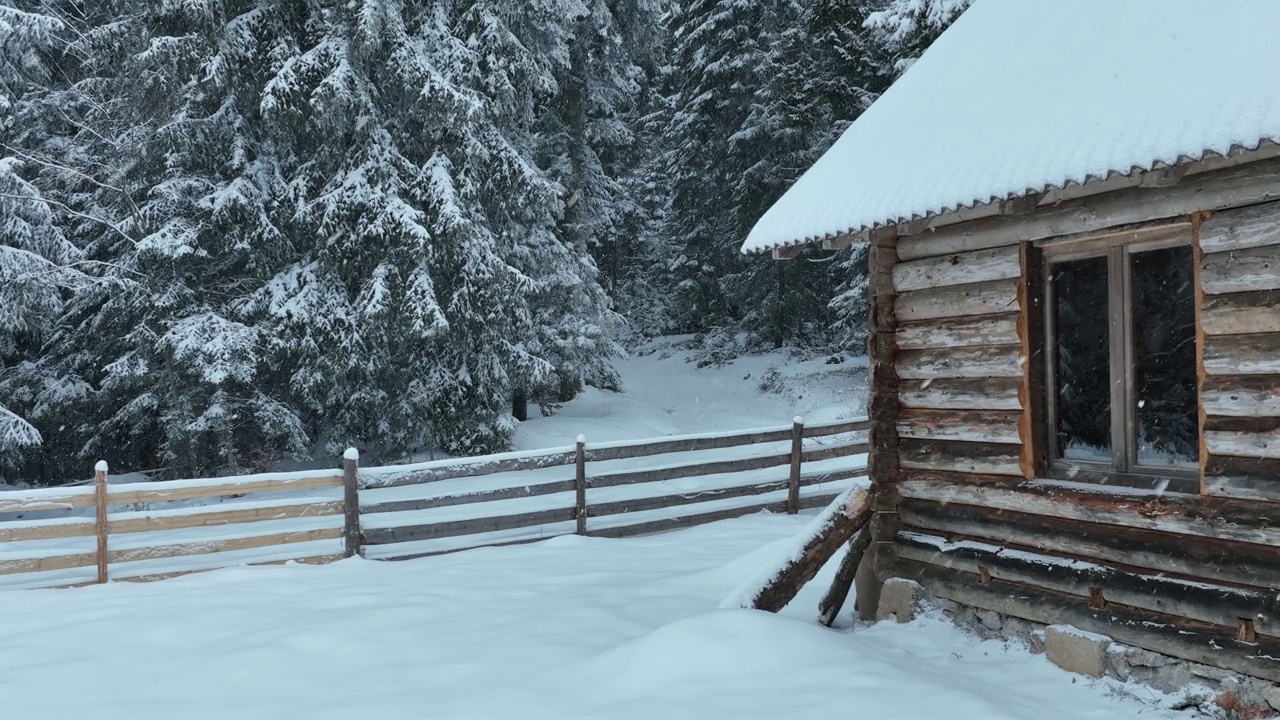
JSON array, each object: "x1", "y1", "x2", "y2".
[{"x1": 865, "y1": 0, "x2": 973, "y2": 72}]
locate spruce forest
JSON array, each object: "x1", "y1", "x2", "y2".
[{"x1": 0, "y1": 0, "x2": 968, "y2": 484}]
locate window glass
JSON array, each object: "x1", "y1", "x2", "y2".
[
  {"x1": 1131, "y1": 246, "x2": 1199, "y2": 466},
  {"x1": 1052, "y1": 256, "x2": 1111, "y2": 462}
]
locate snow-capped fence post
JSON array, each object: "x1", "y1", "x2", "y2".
[
  {"x1": 94, "y1": 460, "x2": 109, "y2": 583},
  {"x1": 574, "y1": 436, "x2": 587, "y2": 535},
  {"x1": 342, "y1": 448, "x2": 361, "y2": 558},
  {"x1": 787, "y1": 417, "x2": 804, "y2": 514}
]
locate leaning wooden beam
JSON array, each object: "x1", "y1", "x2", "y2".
[
  {"x1": 719, "y1": 486, "x2": 871, "y2": 613},
  {"x1": 817, "y1": 526, "x2": 873, "y2": 627}
]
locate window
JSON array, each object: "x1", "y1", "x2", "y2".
[{"x1": 1042, "y1": 231, "x2": 1199, "y2": 489}]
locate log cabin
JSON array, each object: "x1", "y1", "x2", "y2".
[{"x1": 742, "y1": 0, "x2": 1280, "y2": 693}]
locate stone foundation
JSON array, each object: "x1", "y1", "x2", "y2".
[{"x1": 879, "y1": 579, "x2": 1280, "y2": 717}]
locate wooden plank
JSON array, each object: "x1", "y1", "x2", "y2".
[
  {"x1": 362, "y1": 508, "x2": 576, "y2": 546},
  {"x1": 895, "y1": 279, "x2": 1019, "y2": 322},
  {"x1": 897, "y1": 409, "x2": 1023, "y2": 445},
  {"x1": 0, "y1": 519, "x2": 96, "y2": 543},
  {"x1": 587, "y1": 468, "x2": 867, "y2": 520},
  {"x1": 1200, "y1": 200, "x2": 1280, "y2": 254},
  {"x1": 893, "y1": 560, "x2": 1280, "y2": 683},
  {"x1": 106, "y1": 474, "x2": 343, "y2": 505},
  {"x1": 107, "y1": 527, "x2": 344, "y2": 564},
  {"x1": 899, "y1": 378, "x2": 1022, "y2": 411},
  {"x1": 586, "y1": 451, "x2": 793, "y2": 489},
  {"x1": 1204, "y1": 333, "x2": 1280, "y2": 375},
  {"x1": 108, "y1": 501, "x2": 343, "y2": 535},
  {"x1": 1202, "y1": 244, "x2": 1280, "y2": 294},
  {"x1": 360, "y1": 452, "x2": 576, "y2": 489},
  {"x1": 896, "y1": 346, "x2": 1023, "y2": 380},
  {"x1": 801, "y1": 418, "x2": 872, "y2": 438},
  {"x1": 896, "y1": 313, "x2": 1020, "y2": 351},
  {"x1": 1204, "y1": 455, "x2": 1280, "y2": 502},
  {"x1": 895, "y1": 533, "x2": 1280, "y2": 634},
  {"x1": 867, "y1": 228, "x2": 903, "y2": 578},
  {"x1": 361, "y1": 479, "x2": 576, "y2": 515},
  {"x1": 0, "y1": 551, "x2": 99, "y2": 576},
  {"x1": 584, "y1": 428, "x2": 795, "y2": 463},
  {"x1": 898, "y1": 479, "x2": 1280, "y2": 547},
  {"x1": 1194, "y1": 212, "x2": 1209, "y2": 495},
  {"x1": 1018, "y1": 241, "x2": 1047, "y2": 479},
  {"x1": 787, "y1": 420, "x2": 803, "y2": 514},
  {"x1": 892, "y1": 246, "x2": 1021, "y2": 293},
  {"x1": 0, "y1": 488, "x2": 96, "y2": 514},
  {"x1": 1204, "y1": 429, "x2": 1280, "y2": 459},
  {"x1": 898, "y1": 496, "x2": 1280, "y2": 589},
  {"x1": 575, "y1": 438, "x2": 587, "y2": 535},
  {"x1": 1201, "y1": 290, "x2": 1280, "y2": 335},
  {"x1": 801, "y1": 441, "x2": 869, "y2": 463},
  {"x1": 590, "y1": 492, "x2": 842, "y2": 540},
  {"x1": 896, "y1": 157, "x2": 1280, "y2": 261},
  {"x1": 899, "y1": 438, "x2": 1023, "y2": 476},
  {"x1": 1198, "y1": 371, "x2": 1280, "y2": 412}
]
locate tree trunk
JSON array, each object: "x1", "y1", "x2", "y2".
[
  {"x1": 512, "y1": 389, "x2": 528, "y2": 422},
  {"x1": 817, "y1": 525, "x2": 873, "y2": 627}
]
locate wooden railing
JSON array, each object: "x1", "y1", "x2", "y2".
[{"x1": 0, "y1": 417, "x2": 870, "y2": 589}]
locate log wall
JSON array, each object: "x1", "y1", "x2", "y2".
[{"x1": 880, "y1": 189, "x2": 1280, "y2": 683}]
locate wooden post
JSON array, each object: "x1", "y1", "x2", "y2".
[
  {"x1": 94, "y1": 460, "x2": 109, "y2": 583},
  {"x1": 787, "y1": 417, "x2": 804, "y2": 514},
  {"x1": 575, "y1": 435, "x2": 587, "y2": 535},
  {"x1": 342, "y1": 448, "x2": 361, "y2": 558},
  {"x1": 863, "y1": 227, "x2": 903, "y2": 618}
]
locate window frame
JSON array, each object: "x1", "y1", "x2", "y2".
[{"x1": 1038, "y1": 227, "x2": 1200, "y2": 493}]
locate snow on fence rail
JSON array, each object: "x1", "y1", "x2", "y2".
[{"x1": 0, "y1": 417, "x2": 870, "y2": 589}]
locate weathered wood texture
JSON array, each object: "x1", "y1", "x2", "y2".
[
  {"x1": 896, "y1": 313, "x2": 1020, "y2": 350},
  {"x1": 343, "y1": 454, "x2": 360, "y2": 558},
  {"x1": 898, "y1": 409, "x2": 1023, "y2": 445},
  {"x1": 895, "y1": 279, "x2": 1019, "y2": 322},
  {"x1": 899, "y1": 439, "x2": 1023, "y2": 476},
  {"x1": 818, "y1": 526, "x2": 873, "y2": 627},
  {"x1": 896, "y1": 346, "x2": 1022, "y2": 380},
  {"x1": 899, "y1": 377, "x2": 1022, "y2": 411},
  {"x1": 893, "y1": 559, "x2": 1280, "y2": 682},
  {"x1": 892, "y1": 246, "x2": 1021, "y2": 293},
  {"x1": 868, "y1": 230, "x2": 903, "y2": 580}
]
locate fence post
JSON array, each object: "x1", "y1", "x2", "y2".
[
  {"x1": 575, "y1": 435, "x2": 587, "y2": 535},
  {"x1": 787, "y1": 417, "x2": 804, "y2": 514},
  {"x1": 94, "y1": 460, "x2": 109, "y2": 583},
  {"x1": 342, "y1": 448, "x2": 361, "y2": 558}
]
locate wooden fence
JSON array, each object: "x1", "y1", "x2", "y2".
[{"x1": 0, "y1": 417, "x2": 869, "y2": 589}]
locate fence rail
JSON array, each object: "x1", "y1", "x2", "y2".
[{"x1": 0, "y1": 417, "x2": 870, "y2": 589}]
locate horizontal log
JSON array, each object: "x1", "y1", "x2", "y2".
[
  {"x1": 895, "y1": 532, "x2": 1280, "y2": 635},
  {"x1": 590, "y1": 492, "x2": 840, "y2": 539},
  {"x1": 361, "y1": 452, "x2": 577, "y2": 489},
  {"x1": 1200, "y1": 199, "x2": 1280, "y2": 253},
  {"x1": 895, "y1": 279, "x2": 1019, "y2": 322},
  {"x1": 801, "y1": 418, "x2": 872, "y2": 438},
  {"x1": 897, "y1": 479, "x2": 1280, "y2": 547},
  {"x1": 1203, "y1": 454, "x2": 1280, "y2": 502},
  {"x1": 0, "y1": 519, "x2": 95, "y2": 543},
  {"x1": 896, "y1": 313, "x2": 1020, "y2": 350},
  {"x1": 586, "y1": 451, "x2": 793, "y2": 489},
  {"x1": 899, "y1": 438, "x2": 1024, "y2": 476},
  {"x1": 801, "y1": 441, "x2": 869, "y2": 463},
  {"x1": 1202, "y1": 375, "x2": 1280, "y2": 416},
  {"x1": 897, "y1": 409, "x2": 1023, "y2": 444},
  {"x1": 0, "y1": 549, "x2": 97, "y2": 576},
  {"x1": 106, "y1": 474, "x2": 342, "y2": 505},
  {"x1": 588, "y1": 468, "x2": 865, "y2": 521},
  {"x1": 1204, "y1": 333, "x2": 1280, "y2": 375},
  {"x1": 362, "y1": 507, "x2": 577, "y2": 546},
  {"x1": 361, "y1": 479, "x2": 576, "y2": 515},
  {"x1": 899, "y1": 377, "x2": 1023, "y2": 411},
  {"x1": 893, "y1": 560, "x2": 1280, "y2": 683},
  {"x1": 892, "y1": 246, "x2": 1021, "y2": 293},
  {"x1": 0, "y1": 489, "x2": 96, "y2": 514},
  {"x1": 896, "y1": 156, "x2": 1280, "y2": 261},
  {"x1": 896, "y1": 346, "x2": 1023, "y2": 380},
  {"x1": 897, "y1": 496, "x2": 1280, "y2": 589},
  {"x1": 108, "y1": 527, "x2": 343, "y2": 564},
  {"x1": 108, "y1": 501, "x2": 344, "y2": 535},
  {"x1": 1201, "y1": 290, "x2": 1280, "y2": 335},
  {"x1": 1204, "y1": 429, "x2": 1280, "y2": 459},
  {"x1": 1204, "y1": 416, "x2": 1280, "y2": 433},
  {"x1": 585, "y1": 427, "x2": 797, "y2": 463},
  {"x1": 1202, "y1": 244, "x2": 1280, "y2": 294}
]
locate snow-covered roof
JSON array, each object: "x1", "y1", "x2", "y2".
[{"x1": 742, "y1": 0, "x2": 1280, "y2": 254}]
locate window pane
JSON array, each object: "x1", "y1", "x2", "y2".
[
  {"x1": 1132, "y1": 246, "x2": 1198, "y2": 466},
  {"x1": 1052, "y1": 256, "x2": 1111, "y2": 462}
]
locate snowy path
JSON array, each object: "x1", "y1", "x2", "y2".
[
  {"x1": 514, "y1": 339, "x2": 868, "y2": 450},
  {"x1": 1, "y1": 512, "x2": 1169, "y2": 719}
]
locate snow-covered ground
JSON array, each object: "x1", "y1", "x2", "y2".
[
  {"x1": 1, "y1": 512, "x2": 1176, "y2": 720},
  {"x1": 515, "y1": 338, "x2": 868, "y2": 450}
]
